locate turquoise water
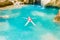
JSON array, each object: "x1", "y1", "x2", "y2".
[{"x1": 0, "y1": 5, "x2": 60, "y2": 40}]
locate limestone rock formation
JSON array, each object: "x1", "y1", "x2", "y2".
[
  {"x1": 46, "y1": 0, "x2": 60, "y2": 8},
  {"x1": 54, "y1": 10, "x2": 60, "y2": 22},
  {"x1": 0, "y1": 0, "x2": 13, "y2": 7}
]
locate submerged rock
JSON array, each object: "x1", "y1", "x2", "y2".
[{"x1": 54, "y1": 10, "x2": 60, "y2": 22}]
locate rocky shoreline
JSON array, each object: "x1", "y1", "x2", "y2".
[
  {"x1": 0, "y1": 1, "x2": 13, "y2": 7},
  {"x1": 46, "y1": 0, "x2": 60, "y2": 8},
  {"x1": 0, "y1": 0, "x2": 60, "y2": 8}
]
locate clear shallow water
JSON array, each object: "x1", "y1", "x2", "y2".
[{"x1": 0, "y1": 5, "x2": 60, "y2": 40}]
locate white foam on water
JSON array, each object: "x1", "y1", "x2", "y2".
[
  {"x1": 32, "y1": 11, "x2": 46, "y2": 17},
  {"x1": 0, "y1": 36, "x2": 7, "y2": 40},
  {"x1": 0, "y1": 21, "x2": 10, "y2": 31},
  {"x1": 32, "y1": 11, "x2": 56, "y2": 19},
  {"x1": 41, "y1": 0, "x2": 51, "y2": 9},
  {"x1": 41, "y1": 6, "x2": 45, "y2": 9},
  {"x1": 10, "y1": 13, "x2": 20, "y2": 18},
  {"x1": 41, "y1": 33, "x2": 58, "y2": 40},
  {"x1": 5, "y1": 12, "x2": 20, "y2": 18}
]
